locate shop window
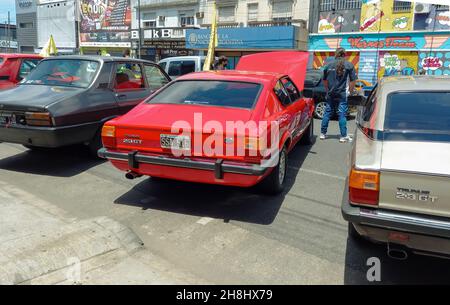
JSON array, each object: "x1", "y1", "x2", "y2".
[
  {"x1": 114, "y1": 63, "x2": 145, "y2": 91},
  {"x1": 248, "y1": 3, "x2": 258, "y2": 22},
  {"x1": 219, "y1": 6, "x2": 236, "y2": 23},
  {"x1": 393, "y1": 0, "x2": 412, "y2": 13},
  {"x1": 19, "y1": 22, "x2": 33, "y2": 29},
  {"x1": 144, "y1": 65, "x2": 169, "y2": 91},
  {"x1": 168, "y1": 61, "x2": 196, "y2": 77}
]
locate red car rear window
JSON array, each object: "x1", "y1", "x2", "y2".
[{"x1": 147, "y1": 80, "x2": 262, "y2": 109}]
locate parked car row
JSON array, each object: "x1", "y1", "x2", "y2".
[{"x1": 0, "y1": 52, "x2": 449, "y2": 261}]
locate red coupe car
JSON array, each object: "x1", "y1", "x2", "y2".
[
  {"x1": 0, "y1": 54, "x2": 42, "y2": 90},
  {"x1": 98, "y1": 52, "x2": 314, "y2": 194}
]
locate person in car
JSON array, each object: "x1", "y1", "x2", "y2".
[{"x1": 320, "y1": 48, "x2": 357, "y2": 143}]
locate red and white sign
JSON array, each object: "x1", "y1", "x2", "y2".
[{"x1": 421, "y1": 57, "x2": 444, "y2": 71}]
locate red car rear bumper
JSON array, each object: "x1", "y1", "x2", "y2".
[{"x1": 98, "y1": 148, "x2": 272, "y2": 187}]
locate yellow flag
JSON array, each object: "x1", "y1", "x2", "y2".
[
  {"x1": 39, "y1": 35, "x2": 58, "y2": 57},
  {"x1": 203, "y1": 1, "x2": 218, "y2": 71}
]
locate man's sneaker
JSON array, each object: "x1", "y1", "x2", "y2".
[
  {"x1": 339, "y1": 136, "x2": 352, "y2": 143},
  {"x1": 319, "y1": 134, "x2": 327, "y2": 140}
]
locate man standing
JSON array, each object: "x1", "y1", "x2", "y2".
[{"x1": 320, "y1": 48, "x2": 357, "y2": 143}]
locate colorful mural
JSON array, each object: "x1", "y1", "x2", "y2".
[
  {"x1": 313, "y1": 52, "x2": 360, "y2": 72},
  {"x1": 415, "y1": 6, "x2": 450, "y2": 31},
  {"x1": 418, "y1": 51, "x2": 450, "y2": 76},
  {"x1": 360, "y1": 0, "x2": 414, "y2": 32},
  {"x1": 317, "y1": 10, "x2": 361, "y2": 34},
  {"x1": 378, "y1": 51, "x2": 418, "y2": 78}
]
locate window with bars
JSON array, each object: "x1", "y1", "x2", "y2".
[
  {"x1": 179, "y1": 10, "x2": 195, "y2": 27},
  {"x1": 319, "y1": 0, "x2": 361, "y2": 12},
  {"x1": 248, "y1": 3, "x2": 258, "y2": 22},
  {"x1": 219, "y1": 6, "x2": 236, "y2": 23},
  {"x1": 272, "y1": 0, "x2": 293, "y2": 19},
  {"x1": 393, "y1": 0, "x2": 412, "y2": 13}
]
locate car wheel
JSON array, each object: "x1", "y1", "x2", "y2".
[
  {"x1": 88, "y1": 129, "x2": 103, "y2": 158},
  {"x1": 314, "y1": 101, "x2": 327, "y2": 119},
  {"x1": 262, "y1": 146, "x2": 288, "y2": 195},
  {"x1": 300, "y1": 118, "x2": 314, "y2": 145}
]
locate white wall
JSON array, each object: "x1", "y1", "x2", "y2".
[{"x1": 37, "y1": 0, "x2": 77, "y2": 48}]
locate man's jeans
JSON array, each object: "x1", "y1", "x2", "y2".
[{"x1": 320, "y1": 96, "x2": 348, "y2": 137}]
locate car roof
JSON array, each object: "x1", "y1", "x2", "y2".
[
  {"x1": 40, "y1": 55, "x2": 156, "y2": 65},
  {"x1": 176, "y1": 70, "x2": 284, "y2": 84},
  {"x1": 0, "y1": 53, "x2": 43, "y2": 59},
  {"x1": 159, "y1": 56, "x2": 206, "y2": 62},
  {"x1": 380, "y1": 75, "x2": 450, "y2": 94}
]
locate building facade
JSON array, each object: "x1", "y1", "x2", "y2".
[
  {"x1": 37, "y1": 0, "x2": 78, "y2": 54},
  {"x1": 0, "y1": 24, "x2": 18, "y2": 53},
  {"x1": 309, "y1": 0, "x2": 450, "y2": 84},
  {"x1": 187, "y1": 0, "x2": 310, "y2": 68},
  {"x1": 131, "y1": 0, "x2": 202, "y2": 61},
  {"x1": 15, "y1": 0, "x2": 38, "y2": 53}
]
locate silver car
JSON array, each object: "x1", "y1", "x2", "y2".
[{"x1": 342, "y1": 76, "x2": 450, "y2": 260}]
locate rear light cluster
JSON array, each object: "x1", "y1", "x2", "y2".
[
  {"x1": 25, "y1": 112, "x2": 53, "y2": 127},
  {"x1": 101, "y1": 125, "x2": 116, "y2": 148},
  {"x1": 349, "y1": 168, "x2": 380, "y2": 206}
]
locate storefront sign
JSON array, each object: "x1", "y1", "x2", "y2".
[
  {"x1": 79, "y1": 0, "x2": 131, "y2": 47},
  {"x1": 421, "y1": 57, "x2": 443, "y2": 70},
  {"x1": 143, "y1": 28, "x2": 185, "y2": 40},
  {"x1": 142, "y1": 40, "x2": 185, "y2": 49},
  {"x1": 0, "y1": 40, "x2": 18, "y2": 49},
  {"x1": 348, "y1": 36, "x2": 417, "y2": 49},
  {"x1": 419, "y1": 51, "x2": 450, "y2": 75},
  {"x1": 186, "y1": 26, "x2": 296, "y2": 50}
]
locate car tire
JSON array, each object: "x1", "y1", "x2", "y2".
[
  {"x1": 314, "y1": 101, "x2": 327, "y2": 119},
  {"x1": 262, "y1": 146, "x2": 288, "y2": 195},
  {"x1": 300, "y1": 118, "x2": 314, "y2": 146},
  {"x1": 88, "y1": 129, "x2": 103, "y2": 158}
]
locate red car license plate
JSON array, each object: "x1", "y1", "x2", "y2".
[{"x1": 160, "y1": 134, "x2": 191, "y2": 150}]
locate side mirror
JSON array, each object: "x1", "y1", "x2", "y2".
[{"x1": 348, "y1": 95, "x2": 367, "y2": 107}]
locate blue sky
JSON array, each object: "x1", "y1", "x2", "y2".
[{"x1": 0, "y1": 0, "x2": 16, "y2": 24}]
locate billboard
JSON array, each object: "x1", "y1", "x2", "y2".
[{"x1": 79, "y1": 0, "x2": 131, "y2": 47}]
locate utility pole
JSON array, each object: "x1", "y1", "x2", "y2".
[
  {"x1": 7, "y1": 11, "x2": 11, "y2": 53},
  {"x1": 137, "y1": 0, "x2": 142, "y2": 59}
]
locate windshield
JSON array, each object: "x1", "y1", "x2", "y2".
[
  {"x1": 384, "y1": 91, "x2": 450, "y2": 142},
  {"x1": 147, "y1": 80, "x2": 262, "y2": 109},
  {"x1": 21, "y1": 59, "x2": 99, "y2": 88}
]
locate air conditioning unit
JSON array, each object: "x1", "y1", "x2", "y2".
[
  {"x1": 415, "y1": 3, "x2": 431, "y2": 14},
  {"x1": 158, "y1": 16, "x2": 166, "y2": 22},
  {"x1": 196, "y1": 12, "x2": 204, "y2": 19}
]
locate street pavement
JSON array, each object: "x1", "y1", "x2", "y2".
[{"x1": 1, "y1": 118, "x2": 450, "y2": 284}]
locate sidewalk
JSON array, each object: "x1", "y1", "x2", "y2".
[{"x1": 0, "y1": 180, "x2": 205, "y2": 285}]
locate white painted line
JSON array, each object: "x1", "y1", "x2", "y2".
[
  {"x1": 196, "y1": 217, "x2": 214, "y2": 226},
  {"x1": 290, "y1": 167, "x2": 346, "y2": 181}
]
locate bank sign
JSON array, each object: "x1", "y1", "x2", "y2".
[
  {"x1": 186, "y1": 26, "x2": 297, "y2": 50},
  {"x1": 309, "y1": 31, "x2": 450, "y2": 51}
]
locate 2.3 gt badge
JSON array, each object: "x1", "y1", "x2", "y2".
[{"x1": 396, "y1": 188, "x2": 438, "y2": 203}]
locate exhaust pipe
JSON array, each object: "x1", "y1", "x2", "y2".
[
  {"x1": 125, "y1": 171, "x2": 142, "y2": 180},
  {"x1": 387, "y1": 243, "x2": 409, "y2": 260}
]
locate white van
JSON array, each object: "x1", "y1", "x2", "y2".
[{"x1": 158, "y1": 56, "x2": 216, "y2": 79}]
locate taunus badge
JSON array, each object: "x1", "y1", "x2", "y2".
[{"x1": 123, "y1": 135, "x2": 142, "y2": 145}]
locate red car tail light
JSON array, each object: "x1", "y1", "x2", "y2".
[
  {"x1": 349, "y1": 168, "x2": 380, "y2": 206},
  {"x1": 101, "y1": 125, "x2": 116, "y2": 149},
  {"x1": 25, "y1": 112, "x2": 53, "y2": 127}
]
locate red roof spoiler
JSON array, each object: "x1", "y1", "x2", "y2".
[{"x1": 236, "y1": 51, "x2": 309, "y2": 91}]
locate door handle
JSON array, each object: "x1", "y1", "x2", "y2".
[{"x1": 115, "y1": 93, "x2": 127, "y2": 99}]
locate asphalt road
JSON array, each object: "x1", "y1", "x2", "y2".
[{"x1": 1, "y1": 118, "x2": 450, "y2": 284}]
